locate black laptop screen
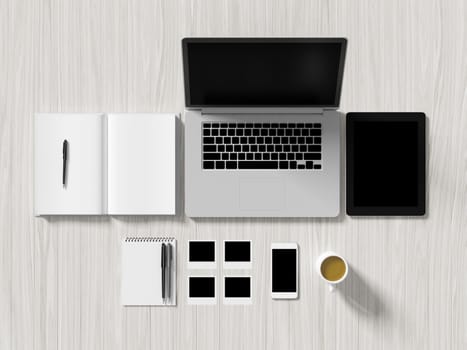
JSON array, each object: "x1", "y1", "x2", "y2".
[{"x1": 182, "y1": 39, "x2": 346, "y2": 107}]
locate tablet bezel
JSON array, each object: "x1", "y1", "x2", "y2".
[{"x1": 346, "y1": 112, "x2": 426, "y2": 216}]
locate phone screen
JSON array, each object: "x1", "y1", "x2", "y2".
[{"x1": 272, "y1": 248, "x2": 297, "y2": 292}]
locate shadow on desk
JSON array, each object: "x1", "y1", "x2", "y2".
[{"x1": 338, "y1": 265, "x2": 391, "y2": 322}]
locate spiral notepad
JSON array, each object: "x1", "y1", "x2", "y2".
[{"x1": 121, "y1": 237, "x2": 177, "y2": 306}]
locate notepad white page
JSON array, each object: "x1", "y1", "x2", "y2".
[
  {"x1": 107, "y1": 113, "x2": 176, "y2": 215},
  {"x1": 121, "y1": 239, "x2": 176, "y2": 306},
  {"x1": 34, "y1": 113, "x2": 106, "y2": 215}
]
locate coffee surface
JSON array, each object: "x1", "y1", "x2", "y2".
[{"x1": 321, "y1": 256, "x2": 346, "y2": 281}]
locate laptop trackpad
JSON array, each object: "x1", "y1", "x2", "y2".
[{"x1": 239, "y1": 178, "x2": 286, "y2": 211}]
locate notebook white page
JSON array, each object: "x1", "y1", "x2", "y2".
[
  {"x1": 107, "y1": 113, "x2": 176, "y2": 215},
  {"x1": 34, "y1": 113, "x2": 106, "y2": 215},
  {"x1": 121, "y1": 238, "x2": 176, "y2": 306}
]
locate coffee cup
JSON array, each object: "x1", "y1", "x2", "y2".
[{"x1": 316, "y1": 252, "x2": 348, "y2": 292}]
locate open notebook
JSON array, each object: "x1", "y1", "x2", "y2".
[
  {"x1": 121, "y1": 237, "x2": 177, "y2": 306},
  {"x1": 34, "y1": 113, "x2": 176, "y2": 215}
]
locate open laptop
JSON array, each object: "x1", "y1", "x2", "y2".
[{"x1": 183, "y1": 38, "x2": 347, "y2": 217}]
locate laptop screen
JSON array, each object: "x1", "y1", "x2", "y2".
[{"x1": 182, "y1": 38, "x2": 347, "y2": 108}]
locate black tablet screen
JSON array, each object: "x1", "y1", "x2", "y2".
[
  {"x1": 347, "y1": 112, "x2": 426, "y2": 216},
  {"x1": 353, "y1": 121, "x2": 419, "y2": 206}
]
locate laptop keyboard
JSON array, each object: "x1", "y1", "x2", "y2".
[{"x1": 202, "y1": 122, "x2": 322, "y2": 170}]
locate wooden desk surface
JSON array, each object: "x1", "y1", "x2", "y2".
[{"x1": 1, "y1": 0, "x2": 466, "y2": 349}]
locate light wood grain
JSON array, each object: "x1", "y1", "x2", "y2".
[
  {"x1": 1, "y1": 0, "x2": 467, "y2": 349},
  {"x1": 0, "y1": 0, "x2": 12, "y2": 347}
]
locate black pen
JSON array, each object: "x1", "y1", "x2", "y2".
[
  {"x1": 166, "y1": 243, "x2": 172, "y2": 303},
  {"x1": 161, "y1": 243, "x2": 166, "y2": 302},
  {"x1": 62, "y1": 139, "x2": 68, "y2": 187}
]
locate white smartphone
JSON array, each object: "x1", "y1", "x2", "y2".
[{"x1": 271, "y1": 243, "x2": 298, "y2": 299}]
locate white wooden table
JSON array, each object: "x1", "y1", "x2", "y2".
[{"x1": 1, "y1": 0, "x2": 466, "y2": 349}]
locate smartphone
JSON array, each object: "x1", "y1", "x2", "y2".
[{"x1": 271, "y1": 243, "x2": 298, "y2": 299}]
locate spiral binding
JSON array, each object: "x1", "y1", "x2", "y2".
[{"x1": 125, "y1": 237, "x2": 175, "y2": 242}]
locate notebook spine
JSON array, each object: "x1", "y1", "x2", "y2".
[{"x1": 125, "y1": 237, "x2": 175, "y2": 243}]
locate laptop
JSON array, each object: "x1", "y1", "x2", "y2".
[{"x1": 182, "y1": 38, "x2": 347, "y2": 217}]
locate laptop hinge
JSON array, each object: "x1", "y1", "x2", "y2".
[{"x1": 199, "y1": 107, "x2": 334, "y2": 115}]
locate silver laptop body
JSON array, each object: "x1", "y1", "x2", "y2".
[{"x1": 182, "y1": 38, "x2": 347, "y2": 217}]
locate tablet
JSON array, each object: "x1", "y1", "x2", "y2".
[{"x1": 346, "y1": 113, "x2": 426, "y2": 216}]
